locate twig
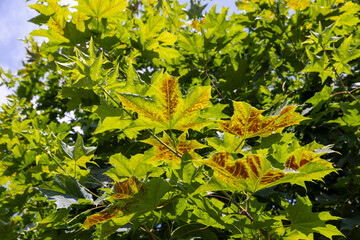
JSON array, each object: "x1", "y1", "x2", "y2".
[
  {"x1": 331, "y1": 86, "x2": 360, "y2": 97},
  {"x1": 221, "y1": 191, "x2": 270, "y2": 239},
  {"x1": 322, "y1": 46, "x2": 360, "y2": 103},
  {"x1": 195, "y1": 66, "x2": 222, "y2": 97},
  {"x1": 140, "y1": 224, "x2": 159, "y2": 240}
]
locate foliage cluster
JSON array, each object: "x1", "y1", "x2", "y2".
[{"x1": 1, "y1": 0, "x2": 360, "y2": 239}]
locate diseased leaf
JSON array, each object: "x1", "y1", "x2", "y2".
[
  {"x1": 117, "y1": 72, "x2": 212, "y2": 132},
  {"x1": 199, "y1": 152, "x2": 286, "y2": 192},
  {"x1": 142, "y1": 132, "x2": 207, "y2": 164},
  {"x1": 285, "y1": 148, "x2": 333, "y2": 171},
  {"x1": 83, "y1": 178, "x2": 171, "y2": 232},
  {"x1": 218, "y1": 101, "x2": 308, "y2": 140},
  {"x1": 110, "y1": 175, "x2": 142, "y2": 200},
  {"x1": 83, "y1": 205, "x2": 122, "y2": 229}
]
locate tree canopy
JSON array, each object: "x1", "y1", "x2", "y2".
[{"x1": 0, "y1": 0, "x2": 359, "y2": 239}]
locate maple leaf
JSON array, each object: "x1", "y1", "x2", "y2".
[
  {"x1": 283, "y1": 195, "x2": 344, "y2": 239},
  {"x1": 83, "y1": 205, "x2": 122, "y2": 229},
  {"x1": 143, "y1": 132, "x2": 207, "y2": 163},
  {"x1": 76, "y1": 0, "x2": 127, "y2": 19},
  {"x1": 117, "y1": 72, "x2": 212, "y2": 133},
  {"x1": 110, "y1": 175, "x2": 143, "y2": 200},
  {"x1": 218, "y1": 101, "x2": 308, "y2": 140},
  {"x1": 199, "y1": 152, "x2": 286, "y2": 192},
  {"x1": 285, "y1": 148, "x2": 333, "y2": 171},
  {"x1": 84, "y1": 176, "x2": 142, "y2": 228}
]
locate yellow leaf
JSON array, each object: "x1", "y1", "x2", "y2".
[
  {"x1": 285, "y1": 0, "x2": 311, "y2": 11},
  {"x1": 110, "y1": 176, "x2": 143, "y2": 200},
  {"x1": 143, "y1": 132, "x2": 206, "y2": 163},
  {"x1": 117, "y1": 72, "x2": 212, "y2": 132},
  {"x1": 218, "y1": 101, "x2": 308, "y2": 139},
  {"x1": 285, "y1": 149, "x2": 333, "y2": 170},
  {"x1": 199, "y1": 152, "x2": 286, "y2": 192}
]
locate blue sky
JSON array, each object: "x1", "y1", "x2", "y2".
[{"x1": 0, "y1": 0, "x2": 237, "y2": 105}]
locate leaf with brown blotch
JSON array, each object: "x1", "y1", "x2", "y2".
[
  {"x1": 110, "y1": 175, "x2": 143, "y2": 200},
  {"x1": 117, "y1": 72, "x2": 212, "y2": 132},
  {"x1": 199, "y1": 152, "x2": 287, "y2": 192},
  {"x1": 143, "y1": 132, "x2": 207, "y2": 163},
  {"x1": 218, "y1": 101, "x2": 308, "y2": 139},
  {"x1": 285, "y1": 148, "x2": 333, "y2": 171},
  {"x1": 83, "y1": 205, "x2": 122, "y2": 229}
]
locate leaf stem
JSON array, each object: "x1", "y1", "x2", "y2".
[
  {"x1": 221, "y1": 191, "x2": 270, "y2": 239},
  {"x1": 195, "y1": 66, "x2": 222, "y2": 98},
  {"x1": 67, "y1": 205, "x2": 106, "y2": 224},
  {"x1": 234, "y1": 138, "x2": 245, "y2": 152},
  {"x1": 140, "y1": 224, "x2": 159, "y2": 240}
]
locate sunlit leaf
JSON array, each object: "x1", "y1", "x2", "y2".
[
  {"x1": 110, "y1": 175, "x2": 142, "y2": 200},
  {"x1": 117, "y1": 72, "x2": 212, "y2": 132},
  {"x1": 76, "y1": 0, "x2": 127, "y2": 19},
  {"x1": 285, "y1": 147, "x2": 333, "y2": 171},
  {"x1": 218, "y1": 101, "x2": 308, "y2": 140},
  {"x1": 199, "y1": 152, "x2": 286, "y2": 192},
  {"x1": 284, "y1": 196, "x2": 344, "y2": 239},
  {"x1": 143, "y1": 132, "x2": 207, "y2": 163}
]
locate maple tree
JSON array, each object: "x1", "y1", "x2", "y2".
[{"x1": 1, "y1": 0, "x2": 360, "y2": 239}]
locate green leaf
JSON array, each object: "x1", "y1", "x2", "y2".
[
  {"x1": 60, "y1": 133, "x2": 96, "y2": 168},
  {"x1": 90, "y1": 51, "x2": 103, "y2": 81},
  {"x1": 105, "y1": 152, "x2": 158, "y2": 181},
  {"x1": 328, "y1": 101, "x2": 360, "y2": 127},
  {"x1": 284, "y1": 196, "x2": 343, "y2": 239},
  {"x1": 38, "y1": 174, "x2": 93, "y2": 209},
  {"x1": 37, "y1": 208, "x2": 70, "y2": 228},
  {"x1": 76, "y1": 0, "x2": 127, "y2": 19},
  {"x1": 59, "y1": 87, "x2": 100, "y2": 110},
  {"x1": 306, "y1": 85, "x2": 332, "y2": 113}
]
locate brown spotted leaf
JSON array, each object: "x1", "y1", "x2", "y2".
[
  {"x1": 83, "y1": 178, "x2": 170, "y2": 232},
  {"x1": 143, "y1": 132, "x2": 207, "y2": 164},
  {"x1": 218, "y1": 101, "x2": 308, "y2": 139},
  {"x1": 285, "y1": 148, "x2": 333, "y2": 171},
  {"x1": 117, "y1": 72, "x2": 212, "y2": 132},
  {"x1": 110, "y1": 175, "x2": 143, "y2": 200},
  {"x1": 83, "y1": 205, "x2": 122, "y2": 229},
  {"x1": 199, "y1": 152, "x2": 286, "y2": 192}
]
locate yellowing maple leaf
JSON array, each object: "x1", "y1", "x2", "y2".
[
  {"x1": 83, "y1": 205, "x2": 121, "y2": 229},
  {"x1": 117, "y1": 72, "x2": 212, "y2": 132},
  {"x1": 83, "y1": 176, "x2": 141, "y2": 228},
  {"x1": 218, "y1": 101, "x2": 308, "y2": 140},
  {"x1": 143, "y1": 132, "x2": 207, "y2": 163},
  {"x1": 199, "y1": 152, "x2": 286, "y2": 192},
  {"x1": 285, "y1": 148, "x2": 333, "y2": 171},
  {"x1": 110, "y1": 175, "x2": 143, "y2": 200}
]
